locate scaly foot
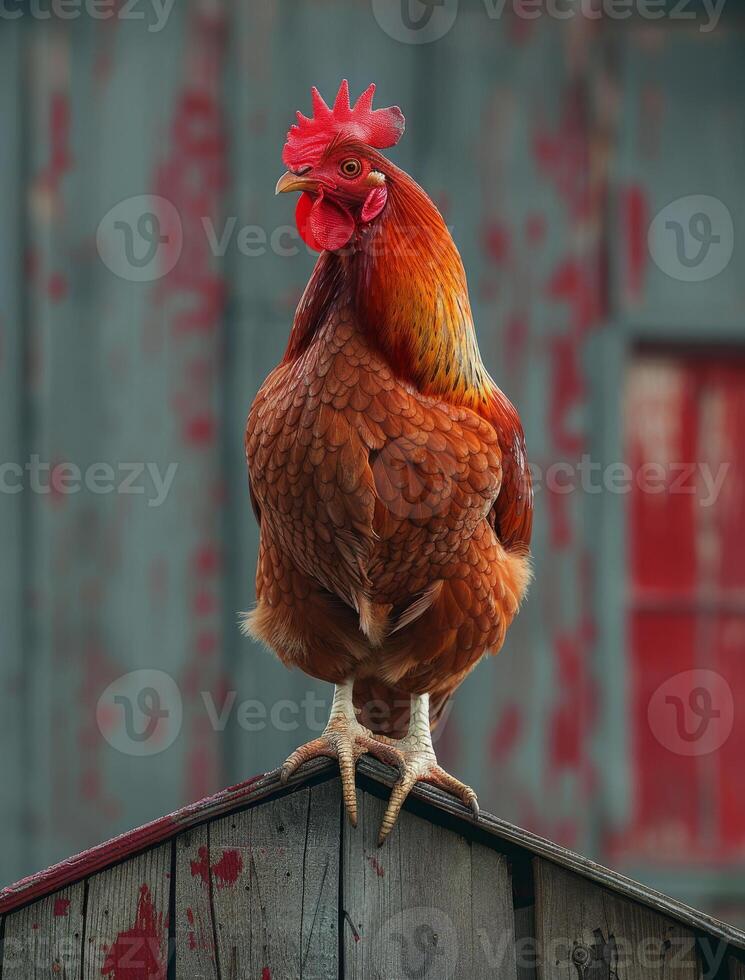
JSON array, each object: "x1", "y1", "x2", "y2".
[
  {"x1": 279, "y1": 680, "x2": 400, "y2": 826},
  {"x1": 377, "y1": 693, "x2": 479, "y2": 846}
]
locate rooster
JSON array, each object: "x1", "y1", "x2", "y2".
[{"x1": 244, "y1": 80, "x2": 532, "y2": 844}]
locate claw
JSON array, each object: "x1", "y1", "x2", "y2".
[
  {"x1": 375, "y1": 692, "x2": 479, "y2": 845},
  {"x1": 279, "y1": 714, "x2": 398, "y2": 828},
  {"x1": 378, "y1": 769, "x2": 419, "y2": 845},
  {"x1": 377, "y1": 758, "x2": 480, "y2": 845}
]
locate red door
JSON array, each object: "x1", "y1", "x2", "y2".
[{"x1": 616, "y1": 351, "x2": 745, "y2": 865}]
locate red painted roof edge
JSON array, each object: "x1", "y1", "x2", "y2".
[{"x1": 0, "y1": 762, "x2": 327, "y2": 916}]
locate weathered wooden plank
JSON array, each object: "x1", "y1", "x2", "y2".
[
  {"x1": 0, "y1": 882, "x2": 84, "y2": 979},
  {"x1": 210, "y1": 780, "x2": 339, "y2": 979},
  {"x1": 534, "y1": 858, "x2": 702, "y2": 979},
  {"x1": 729, "y1": 956, "x2": 745, "y2": 980},
  {"x1": 174, "y1": 825, "x2": 218, "y2": 980},
  {"x1": 343, "y1": 786, "x2": 517, "y2": 979},
  {"x1": 82, "y1": 843, "x2": 171, "y2": 980},
  {"x1": 471, "y1": 845, "x2": 519, "y2": 978}
]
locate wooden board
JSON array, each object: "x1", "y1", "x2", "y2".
[
  {"x1": 1, "y1": 882, "x2": 84, "y2": 978},
  {"x1": 174, "y1": 824, "x2": 219, "y2": 980},
  {"x1": 209, "y1": 780, "x2": 340, "y2": 979},
  {"x1": 343, "y1": 787, "x2": 517, "y2": 979},
  {"x1": 82, "y1": 843, "x2": 171, "y2": 980},
  {"x1": 729, "y1": 956, "x2": 745, "y2": 979},
  {"x1": 533, "y1": 859, "x2": 703, "y2": 979}
]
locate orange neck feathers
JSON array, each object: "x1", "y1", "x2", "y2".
[
  {"x1": 285, "y1": 157, "x2": 508, "y2": 420},
  {"x1": 349, "y1": 160, "x2": 496, "y2": 410}
]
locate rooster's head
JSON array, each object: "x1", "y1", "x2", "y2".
[{"x1": 276, "y1": 80, "x2": 405, "y2": 252}]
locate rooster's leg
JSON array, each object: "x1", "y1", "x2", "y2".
[
  {"x1": 279, "y1": 678, "x2": 402, "y2": 827},
  {"x1": 377, "y1": 692, "x2": 479, "y2": 845}
]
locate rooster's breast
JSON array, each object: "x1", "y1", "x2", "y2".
[{"x1": 246, "y1": 307, "x2": 504, "y2": 617}]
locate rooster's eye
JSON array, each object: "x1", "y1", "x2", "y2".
[{"x1": 339, "y1": 158, "x2": 362, "y2": 179}]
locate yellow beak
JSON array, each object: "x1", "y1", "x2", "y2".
[{"x1": 275, "y1": 171, "x2": 317, "y2": 195}]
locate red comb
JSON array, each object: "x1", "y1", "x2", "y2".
[{"x1": 283, "y1": 80, "x2": 405, "y2": 169}]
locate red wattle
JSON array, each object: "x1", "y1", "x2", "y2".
[
  {"x1": 295, "y1": 191, "x2": 355, "y2": 252},
  {"x1": 295, "y1": 192, "x2": 322, "y2": 251},
  {"x1": 309, "y1": 194, "x2": 355, "y2": 251}
]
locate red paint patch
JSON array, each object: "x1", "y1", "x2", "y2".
[
  {"x1": 193, "y1": 544, "x2": 220, "y2": 576},
  {"x1": 367, "y1": 855, "x2": 385, "y2": 878},
  {"x1": 53, "y1": 897, "x2": 71, "y2": 917},
  {"x1": 184, "y1": 415, "x2": 216, "y2": 446},
  {"x1": 212, "y1": 849, "x2": 243, "y2": 888},
  {"x1": 489, "y1": 704, "x2": 522, "y2": 762},
  {"x1": 47, "y1": 272, "x2": 68, "y2": 302},
  {"x1": 531, "y1": 85, "x2": 590, "y2": 223},
  {"x1": 192, "y1": 590, "x2": 217, "y2": 617},
  {"x1": 190, "y1": 846, "x2": 210, "y2": 886},
  {"x1": 481, "y1": 221, "x2": 511, "y2": 264},
  {"x1": 548, "y1": 611, "x2": 597, "y2": 780},
  {"x1": 545, "y1": 258, "x2": 601, "y2": 336},
  {"x1": 196, "y1": 631, "x2": 219, "y2": 657},
  {"x1": 189, "y1": 846, "x2": 243, "y2": 889},
  {"x1": 38, "y1": 93, "x2": 73, "y2": 197},
  {"x1": 622, "y1": 184, "x2": 648, "y2": 303},
  {"x1": 101, "y1": 884, "x2": 165, "y2": 979},
  {"x1": 49, "y1": 461, "x2": 72, "y2": 507},
  {"x1": 548, "y1": 334, "x2": 586, "y2": 457}
]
